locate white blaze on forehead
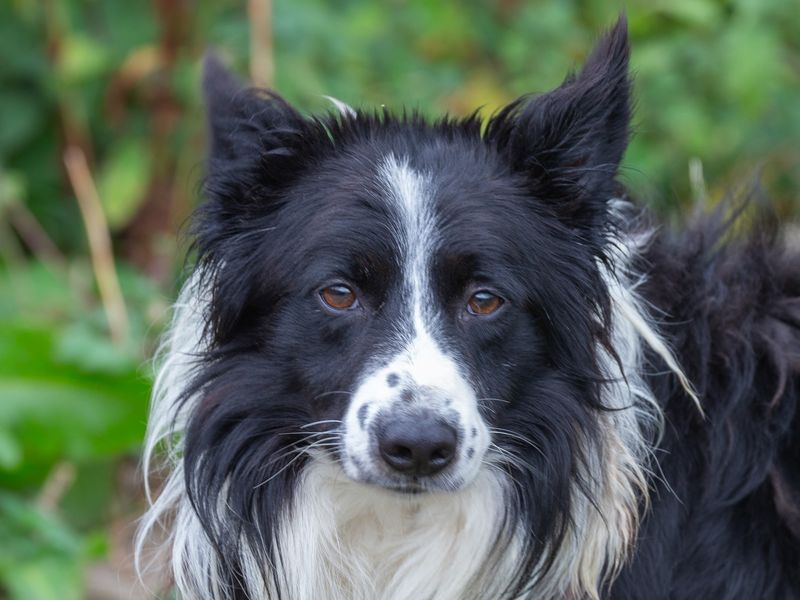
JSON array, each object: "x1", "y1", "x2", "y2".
[
  {"x1": 378, "y1": 154, "x2": 439, "y2": 337},
  {"x1": 378, "y1": 153, "x2": 468, "y2": 402}
]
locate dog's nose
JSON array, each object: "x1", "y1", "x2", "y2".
[{"x1": 378, "y1": 414, "x2": 457, "y2": 476}]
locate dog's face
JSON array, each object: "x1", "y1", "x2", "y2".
[
  {"x1": 199, "y1": 116, "x2": 540, "y2": 492},
  {"x1": 250, "y1": 148, "x2": 547, "y2": 494},
  {"x1": 188, "y1": 16, "x2": 631, "y2": 547}
]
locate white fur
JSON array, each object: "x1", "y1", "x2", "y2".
[
  {"x1": 271, "y1": 459, "x2": 517, "y2": 600},
  {"x1": 136, "y1": 200, "x2": 699, "y2": 599},
  {"x1": 323, "y1": 95, "x2": 357, "y2": 118}
]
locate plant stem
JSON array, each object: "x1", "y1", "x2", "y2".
[{"x1": 64, "y1": 146, "x2": 130, "y2": 346}]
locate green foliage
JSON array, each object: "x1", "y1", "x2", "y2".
[
  {"x1": 0, "y1": 261, "x2": 157, "y2": 475},
  {"x1": 0, "y1": 491, "x2": 85, "y2": 600},
  {"x1": 0, "y1": 0, "x2": 798, "y2": 597},
  {"x1": 0, "y1": 262, "x2": 157, "y2": 599},
  {"x1": 97, "y1": 140, "x2": 153, "y2": 232}
]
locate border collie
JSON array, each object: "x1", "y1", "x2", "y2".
[{"x1": 137, "y1": 17, "x2": 800, "y2": 600}]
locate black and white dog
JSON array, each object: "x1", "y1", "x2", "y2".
[{"x1": 137, "y1": 17, "x2": 800, "y2": 600}]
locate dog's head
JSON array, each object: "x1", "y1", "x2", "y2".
[
  {"x1": 145, "y1": 17, "x2": 670, "y2": 599},
  {"x1": 192, "y1": 16, "x2": 629, "y2": 482}
]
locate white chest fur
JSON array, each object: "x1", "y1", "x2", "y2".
[{"x1": 274, "y1": 461, "x2": 515, "y2": 600}]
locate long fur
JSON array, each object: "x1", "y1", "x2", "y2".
[{"x1": 137, "y1": 17, "x2": 800, "y2": 600}]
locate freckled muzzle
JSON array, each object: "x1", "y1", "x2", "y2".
[
  {"x1": 340, "y1": 318, "x2": 491, "y2": 491},
  {"x1": 341, "y1": 369, "x2": 490, "y2": 492}
]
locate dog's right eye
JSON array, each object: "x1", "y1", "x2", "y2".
[{"x1": 320, "y1": 284, "x2": 359, "y2": 311}]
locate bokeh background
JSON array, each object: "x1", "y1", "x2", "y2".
[{"x1": 1, "y1": 0, "x2": 798, "y2": 598}]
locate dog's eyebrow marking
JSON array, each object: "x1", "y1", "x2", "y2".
[
  {"x1": 471, "y1": 427, "x2": 477, "y2": 438},
  {"x1": 467, "y1": 447, "x2": 475, "y2": 459},
  {"x1": 357, "y1": 404, "x2": 369, "y2": 429},
  {"x1": 386, "y1": 373, "x2": 400, "y2": 387}
]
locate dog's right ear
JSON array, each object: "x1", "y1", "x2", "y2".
[{"x1": 203, "y1": 52, "x2": 303, "y2": 167}]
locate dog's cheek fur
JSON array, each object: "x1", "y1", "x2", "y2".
[
  {"x1": 144, "y1": 232, "x2": 666, "y2": 600},
  {"x1": 181, "y1": 358, "x2": 310, "y2": 596}
]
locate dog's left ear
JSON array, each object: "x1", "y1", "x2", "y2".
[{"x1": 487, "y1": 16, "x2": 631, "y2": 231}]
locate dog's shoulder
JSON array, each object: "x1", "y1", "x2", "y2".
[
  {"x1": 624, "y1": 202, "x2": 800, "y2": 597},
  {"x1": 639, "y1": 201, "x2": 800, "y2": 419},
  {"x1": 640, "y1": 197, "x2": 800, "y2": 460}
]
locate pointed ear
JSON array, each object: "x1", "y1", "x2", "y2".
[
  {"x1": 487, "y1": 16, "x2": 632, "y2": 230},
  {"x1": 197, "y1": 52, "x2": 316, "y2": 277},
  {"x1": 202, "y1": 52, "x2": 302, "y2": 163}
]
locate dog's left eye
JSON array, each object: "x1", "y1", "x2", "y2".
[
  {"x1": 466, "y1": 290, "x2": 504, "y2": 316},
  {"x1": 320, "y1": 284, "x2": 359, "y2": 311}
]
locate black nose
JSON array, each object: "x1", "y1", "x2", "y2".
[{"x1": 378, "y1": 414, "x2": 458, "y2": 476}]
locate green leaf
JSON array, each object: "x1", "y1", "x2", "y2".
[
  {"x1": 0, "y1": 90, "x2": 45, "y2": 157},
  {"x1": 0, "y1": 428, "x2": 22, "y2": 469},
  {"x1": 2, "y1": 556, "x2": 83, "y2": 600},
  {"x1": 654, "y1": 0, "x2": 722, "y2": 27},
  {"x1": 96, "y1": 139, "x2": 152, "y2": 231},
  {"x1": 0, "y1": 322, "x2": 150, "y2": 481},
  {"x1": 0, "y1": 170, "x2": 27, "y2": 209},
  {"x1": 57, "y1": 33, "x2": 109, "y2": 84},
  {"x1": 0, "y1": 491, "x2": 84, "y2": 600},
  {"x1": 0, "y1": 379, "x2": 128, "y2": 461},
  {"x1": 56, "y1": 318, "x2": 141, "y2": 374}
]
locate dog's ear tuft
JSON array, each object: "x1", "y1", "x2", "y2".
[{"x1": 487, "y1": 15, "x2": 631, "y2": 232}]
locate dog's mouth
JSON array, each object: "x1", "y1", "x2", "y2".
[
  {"x1": 384, "y1": 482, "x2": 426, "y2": 495},
  {"x1": 340, "y1": 460, "x2": 467, "y2": 495}
]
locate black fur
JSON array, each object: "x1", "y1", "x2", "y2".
[
  {"x1": 611, "y1": 204, "x2": 800, "y2": 599},
  {"x1": 174, "y1": 17, "x2": 800, "y2": 599}
]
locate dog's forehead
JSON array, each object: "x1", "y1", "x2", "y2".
[
  {"x1": 271, "y1": 133, "x2": 537, "y2": 278},
  {"x1": 301, "y1": 138, "x2": 522, "y2": 225}
]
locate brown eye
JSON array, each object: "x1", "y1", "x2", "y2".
[
  {"x1": 467, "y1": 290, "x2": 504, "y2": 316},
  {"x1": 320, "y1": 284, "x2": 358, "y2": 311}
]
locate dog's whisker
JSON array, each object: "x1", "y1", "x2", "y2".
[
  {"x1": 276, "y1": 429, "x2": 342, "y2": 439},
  {"x1": 254, "y1": 438, "x2": 339, "y2": 488},
  {"x1": 259, "y1": 435, "x2": 341, "y2": 471},
  {"x1": 299, "y1": 419, "x2": 344, "y2": 429},
  {"x1": 489, "y1": 428, "x2": 545, "y2": 457},
  {"x1": 479, "y1": 396, "x2": 511, "y2": 405}
]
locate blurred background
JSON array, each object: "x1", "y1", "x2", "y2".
[{"x1": 0, "y1": 0, "x2": 798, "y2": 598}]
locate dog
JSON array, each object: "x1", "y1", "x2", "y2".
[{"x1": 136, "y1": 17, "x2": 800, "y2": 600}]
